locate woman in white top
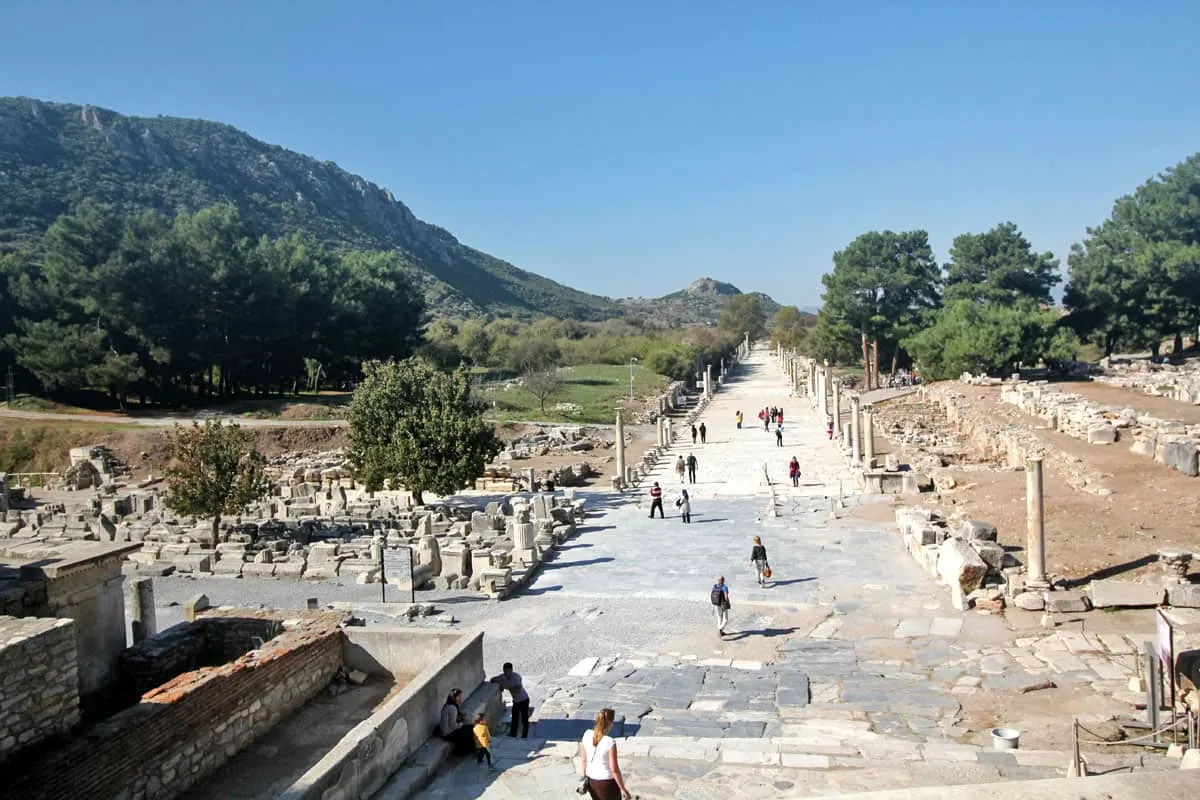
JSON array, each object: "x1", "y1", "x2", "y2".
[{"x1": 579, "y1": 707, "x2": 632, "y2": 800}]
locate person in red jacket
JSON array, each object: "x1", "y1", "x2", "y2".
[{"x1": 649, "y1": 482, "x2": 664, "y2": 518}]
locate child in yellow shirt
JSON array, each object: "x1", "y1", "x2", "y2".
[{"x1": 473, "y1": 712, "x2": 494, "y2": 769}]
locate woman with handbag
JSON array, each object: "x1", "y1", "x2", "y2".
[
  {"x1": 750, "y1": 536, "x2": 771, "y2": 587},
  {"x1": 578, "y1": 707, "x2": 632, "y2": 800}
]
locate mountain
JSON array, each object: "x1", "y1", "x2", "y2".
[
  {"x1": 618, "y1": 277, "x2": 785, "y2": 326},
  {"x1": 0, "y1": 97, "x2": 622, "y2": 320}
]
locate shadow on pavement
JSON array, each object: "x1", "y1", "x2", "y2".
[
  {"x1": 723, "y1": 626, "x2": 801, "y2": 641},
  {"x1": 542, "y1": 557, "x2": 615, "y2": 570}
]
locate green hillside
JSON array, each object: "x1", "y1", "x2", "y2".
[{"x1": 0, "y1": 97, "x2": 621, "y2": 320}]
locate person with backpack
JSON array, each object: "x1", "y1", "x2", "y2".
[
  {"x1": 775, "y1": 422, "x2": 784, "y2": 447},
  {"x1": 675, "y1": 489, "x2": 691, "y2": 523},
  {"x1": 735, "y1": 410, "x2": 743, "y2": 429},
  {"x1": 685, "y1": 453, "x2": 698, "y2": 484},
  {"x1": 698, "y1": 422, "x2": 707, "y2": 444},
  {"x1": 710, "y1": 576, "x2": 731, "y2": 635},
  {"x1": 750, "y1": 536, "x2": 770, "y2": 587},
  {"x1": 788, "y1": 456, "x2": 801, "y2": 487},
  {"x1": 648, "y1": 482, "x2": 664, "y2": 518}
]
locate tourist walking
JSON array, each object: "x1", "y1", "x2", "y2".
[
  {"x1": 710, "y1": 576, "x2": 731, "y2": 635},
  {"x1": 489, "y1": 662, "x2": 530, "y2": 738},
  {"x1": 649, "y1": 482, "x2": 664, "y2": 518},
  {"x1": 827, "y1": 417, "x2": 834, "y2": 440},
  {"x1": 691, "y1": 424, "x2": 698, "y2": 445},
  {"x1": 777, "y1": 409, "x2": 784, "y2": 425},
  {"x1": 788, "y1": 456, "x2": 800, "y2": 487},
  {"x1": 675, "y1": 489, "x2": 691, "y2": 523},
  {"x1": 775, "y1": 422, "x2": 784, "y2": 447},
  {"x1": 685, "y1": 453, "x2": 698, "y2": 484},
  {"x1": 763, "y1": 409, "x2": 770, "y2": 431},
  {"x1": 750, "y1": 536, "x2": 770, "y2": 586},
  {"x1": 674, "y1": 455, "x2": 686, "y2": 484},
  {"x1": 698, "y1": 422, "x2": 707, "y2": 444},
  {"x1": 579, "y1": 708, "x2": 634, "y2": 800},
  {"x1": 735, "y1": 410, "x2": 743, "y2": 429}
]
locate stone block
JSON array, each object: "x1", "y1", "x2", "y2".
[
  {"x1": 1130, "y1": 436, "x2": 1156, "y2": 458},
  {"x1": 936, "y1": 539, "x2": 988, "y2": 594},
  {"x1": 243, "y1": 562, "x2": 277, "y2": 578},
  {"x1": 1086, "y1": 424, "x2": 1116, "y2": 444},
  {"x1": 1167, "y1": 584, "x2": 1200, "y2": 608},
  {"x1": 1012, "y1": 591, "x2": 1045, "y2": 611},
  {"x1": 274, "y1": 560, "x2": 305, "y2": 579},
  {"x1": 960, "y1": 520, "x2": 998, "y2": 542},
  {"x1": 1089, "y1": 579, "x2": 1165, "y2": 608},
  {"x1": 1046, "y1": 590, "x2": 1090, "y2": 613},
  {"x1": 172, "y1": 554, "x2": 211, "y2": 574},
  {"x1": 184, "y1": 593, "x2": 210, "y2": 622},
  {"x1": 1163, "y1": 440, "x2": 1200, "y2": 477},
  {"x1": 970, "y1": 540, "x2": 1006, "y2": 571}
]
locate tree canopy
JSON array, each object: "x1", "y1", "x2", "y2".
[
  {"x1": 163, "y1": 420, "x2": 271, "y2": 543},
  {"x1": 814, "y1": 230, "x2": 940, "y2": 387},
  {"x1": 944, "y1": 222, "x2": 1059, "y2": 306},
  {"x1": 2, "y1": 201, "x2": 425, "y2": 404},
  {"x1": 346, "y1": 359, "x2": 503, "y2": 505},
  {"x1": 718, "y1": 294, "x2": 767, "y2": 341}
]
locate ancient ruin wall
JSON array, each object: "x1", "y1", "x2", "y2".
[
  {"x1": 0, "y1": 616, "x2": 80, "y2": 763},
  {"x1": 8, "y1": 613, "x2": 343, "y2": 800}
]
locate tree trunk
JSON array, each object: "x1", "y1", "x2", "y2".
[
  {"x1": 1173, "y1": 331, "x2": 1183, "y2": 359},
  {"x1": 1104, "y1": 330, "x2": 1117, "y2": 358},
  {"x1": 860, "y1": 332, "x2": 871, "y2": 391},
  {"x1": 871, "y1": 339, "x2": 880, "y2": 390},
  {"x1": 211, "y1": 514, "x2": 221, "y2": 547},
  {"x1": 891, "y1": 347, "x2": 899, "y2": 377},
  {"x1": 411, "y1": 489, "x2": 424, "y2": 506}
]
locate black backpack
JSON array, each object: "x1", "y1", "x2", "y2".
[{"x1": 710, "y1": 586, "x2": 725, "y2": 606}]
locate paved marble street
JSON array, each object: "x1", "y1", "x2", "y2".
[{"x1": 383, "y1": 348, "x2": 1162, "y2": 799}]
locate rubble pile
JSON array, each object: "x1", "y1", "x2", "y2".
[
  {"x1": 999, "y1": 381, "x2": 1200, "y2": 478},
  {"x1": 1, "y1": 449, "x2": 588, "y2": 600},
  {"x1": 1095, "y1": 358, "x2": 1200, "y2": 405},
  {"x1": 895, "y1": 507, "x2": 1015, "y2": 611}
]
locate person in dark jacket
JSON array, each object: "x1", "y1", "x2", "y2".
[{"x1": 750, "y1": 536, "x2": 769, "y2": 586}]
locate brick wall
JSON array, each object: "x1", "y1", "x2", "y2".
[
  {"x1": 0, "y1": 616, "x2": 80, "y2": 764},
  {"x1": 7, "y1": 611, "x2": 344, "y2": 800}
]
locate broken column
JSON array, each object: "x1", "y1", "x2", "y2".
[
  {"x1": 850, "y1": 394, "x2": 862, "y2": 465},
  {"x1": 127, "y1": 576, "x2": 156, "y2": 645},
  {"x1": 863, "y1": 405, "x2": 875, "y2": 468},
  {"x1": 1025, "y1": 457, "x2": 1049, "y2": 588},
  {"x1": 614, "y1": 408, "x2": 626, "y2": 490}
]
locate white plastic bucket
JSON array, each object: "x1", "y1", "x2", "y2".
[{"x1": 991, "y1": 727, "x2": 1020, "y2": 750}]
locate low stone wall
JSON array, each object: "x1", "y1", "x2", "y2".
[
  {"x1": 999, "y1": 380, "x2": 1200, "y2": 478},
  {"x1": 0, "y1": 616, "x2": 80, "y2": 764},
  {"x1": 281, "y1": 628, "x2": 496, "y2": 800},
  {"x1": 7, "y1": 610, "x2": 345, "y2": 800}
]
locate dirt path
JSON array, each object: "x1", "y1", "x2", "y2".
[{"x1": 1055, "y1": 379, "x2": 1200, "y2": 424}]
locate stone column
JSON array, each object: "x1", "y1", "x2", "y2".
[
  {"x1": 817, "y1": 365, "x2": 828, "y2": 418},
  {"x1": 1025, "y1": 457, "x2": 1048, "y2": 588},
  {"x1": 832, "y1": 380, "x2": 843, "y2": 437},
  {"x1": 863, "y1": 405, "x2": 875, "y2": 468},
  {"x1": 850, "y1": 394, "x2": 862, "y2": 465},
  {"x1": 615, "y1": 409, "x2": 626, "y2": 490},
  {"x1": 664, "y1": 417, "x2": 672, "y2": 445},
  {"x1": 744, "y1": 331, "x2": 750, "y2": 352},
  {"x1": 705, "y1": 364, "x2": 713, "y2": 398},
  {"x1": 127, "y1": 576, "x2": 156, "y2": 645}
]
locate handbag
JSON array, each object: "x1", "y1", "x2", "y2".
[
  {"x1": 577, "y1": 738, "x2": 602, "y2": 795},
  {"x1": 763, "y1": 565, "x2": 772, "y2": 579}
]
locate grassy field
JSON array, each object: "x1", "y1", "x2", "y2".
[{"x1": 478, "y1": 364, "x2": 670, "y2": 424}]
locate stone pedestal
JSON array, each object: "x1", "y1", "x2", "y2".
[
  {"x1": 1158, "y1": 548, "x2": 1193, "y2": 584},
  {"x1": 127, "y1": 576, "x2": 156, "y2": 645}
]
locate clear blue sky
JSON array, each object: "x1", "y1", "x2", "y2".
[{"x1": 4, "y1": 1, "x2": 1200, "y2": 307}]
